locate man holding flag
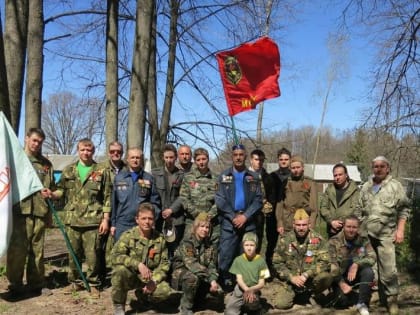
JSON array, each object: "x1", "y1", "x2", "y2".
[{"x1": 5, "y1": 127, "x2": 59, "y2": 297}]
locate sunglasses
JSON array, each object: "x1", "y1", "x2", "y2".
[{"x1": 109, "y1": 150, "x2": 122, "y2": 154}]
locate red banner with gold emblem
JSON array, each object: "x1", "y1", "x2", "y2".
[{"x1": 216, "y1": 37, "x2": 281, "y2": 116}]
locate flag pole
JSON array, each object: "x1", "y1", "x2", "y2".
[
  {"x1": 46, "y1": 199, "x2": 91, "y2": 292},
  {"x1": 230, "y1": 116, "x2": 240, "y2": 145}
]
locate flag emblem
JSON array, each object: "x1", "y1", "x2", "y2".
[{"x1": 224, "y1": 56, "x2": 242, "y2": 85}]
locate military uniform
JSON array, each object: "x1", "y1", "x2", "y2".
[
  {"x1": 215, "y1": 167, "x2": 262, "y2": 286},
  {"x1": 179, "y1": 167, "x2": 218, "y2": 241},
  {"x1": 57, "y1": 161, "x2": 111, "y2": 287},
  {"x1": 275, "y1": 175, "x2": 318, "y2": 233},
  {"x1": 7, "y1": 154, "x2": 55, "y2": 291},
  {"x1": 111, "y1": 226, "x2": 171, "y2": 305},
  {"x1": 272, "y1": 229, "x2": 332, "y2": 309},
  {"x1": 171, "y1": 233, "x2": 219, "y2": 314},
  {"x1": 329, "y1": 230, "x2": 376, "y2": 306},
  {"x1": 97, "y1": 159, "x2": 127, "y2": 277},
  {"x1": 111, "y1": 169, "x2": 161, "y2": 240},
  {"x1": 358, "y1": 175, "x2": 410, "y2": 300},
  {"x1": 320, "y1": 180, "x2": 360, "y2": 237}
]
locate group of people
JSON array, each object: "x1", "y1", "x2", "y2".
[{"x1": 5, "y1": 127, "x2": 411, "y2": 315}]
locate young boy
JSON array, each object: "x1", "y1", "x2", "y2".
[{"x1": 225, "y1": 232, "x2": 270, "y2": 315}]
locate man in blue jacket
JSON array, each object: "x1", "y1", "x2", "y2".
[
  {"x1": 215, "y1": 144, "x2": 262, "y2": 291},
  {"x1": 111, "y1": 147, "x2": 161, "y2": 241}
]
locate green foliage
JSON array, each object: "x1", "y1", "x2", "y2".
[{"x1": 0, "y1": 264, "x2": 6, "y2": 277}]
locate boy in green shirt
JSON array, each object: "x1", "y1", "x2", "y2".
[{"x1": 225, "y1": 232, "x2": 270, "y2": 315}]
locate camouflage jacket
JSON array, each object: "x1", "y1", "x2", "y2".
[
  {"x1": 111, "y1": 227, "x2": 169, "y2": 283},
  {"x1": 57, "y1": 161, "x2": 111, "y2": 227},
  {"x1": 328, "y1": 230, "x2": 376, "y2": 281},
  {"x1": 319, "y1": 180, "x2": 360, "y2": 224},
  {"x1": 273, "y1": 229, "x2": 329, "y2": 281},
  {"x1": 172, "y1": 234, "x2": 218, "y2": 283},
  {"x1": 100, "y1": 159, "x2": 127, "y2": 188},
  {"x1": 359, "y1": 175, "x2": 411, "y2": 239},
  {"x1": 15, "y1": 154, "x2": 55, "y2": 217},
  {"x1": 179, "y1": 167, "x2": 218, "y2": 225},
  {"x1": 275, "y1": 175, "x2": 318, "y2": 231}
]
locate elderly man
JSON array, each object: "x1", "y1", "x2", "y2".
[
  {"x1": 111, "y1": 147, "x2": 161, "y2": 241},
  {"x1": 272, "y1": 209, "x2": 332, "y2": 310},
  {"x1": 358, "y1": 156, "x2": 411, "y2": 315},
  {"x1": 177, "y1": 145, "x2": 193, "y2": 173},
  {"x1": 320, "y1": 163, "x2": 360, "y2": 238},
  {"x1": 57, "y1": 138, "x2": 112, "y2": 297},
  {"x1": 7, "y1": 128, "x2": 59, "y2": 297},
  {"x1": 276, "y1": 155, "x2": 318, "y2": 236},
  {"x1": 329, "y1": 215, "x2": 376, "y2": 315},
  {"x1": 111, "y1": 203, "x2": 172, "y2": 315},
  {"x1": 215, "y1": 144, "x2": 262, "y2": 291}
]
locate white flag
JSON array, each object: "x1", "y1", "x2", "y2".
[{"x1": 0, "y1": 111, "x2": 44, "y2": 257}]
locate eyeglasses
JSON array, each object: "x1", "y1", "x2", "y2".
[{"x1": 109, "y1": 150, "x2": 122, "y2": 154}]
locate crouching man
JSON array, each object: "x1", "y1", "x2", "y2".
[
  {"x1": 272, "y1": 209, "x2": 333, "y2": 309},
  {"x1": 329, "y1": 215, "x2": 376, "y2": 315},
  {"x1": 111, "y1": 203, "x2": 172, "y2": 315}
]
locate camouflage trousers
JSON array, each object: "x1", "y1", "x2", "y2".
[
  {"x1": 7, "y1": 213, "x2": 47, "y2": 290},
  {"x1": 111, "y1": 265, "x2": 172, "y2": 304},
  {"x1": 66, "y1": 226, "x2": 100, "y2": 286},
  {"x1": 274, "y1": 272, "x2": 333, "y2": 309},
  {"x1": 369, "y1": 236, "x2": 399, "y2": 299},
  {"x1": 171, "y1": 268, "x2": 208, "y2": 311}
]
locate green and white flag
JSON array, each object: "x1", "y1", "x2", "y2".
[{"x1": 0, "y1": 111, "x2": 43, "y2": 257}]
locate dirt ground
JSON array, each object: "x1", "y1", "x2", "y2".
[{"x1": 1, "y1": 229, "x2": 420, "y2": 315}]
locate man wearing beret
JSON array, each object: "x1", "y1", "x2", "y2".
[
  {"x1": 358, "y1": 156, "x2": 411, "y2": 315},
  {"x1": 215, "y1": 144, "x2": 262, "y2": 292},
  {"x1": 272, "y1": 209, "x2": 332, "y2": 309}
]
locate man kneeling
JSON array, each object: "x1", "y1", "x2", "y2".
[
  {"x1": 329, "y1": 215, "x2": 376, "y2": 315},
  {"x1": 272, "y1": 209, "x2": 333, "y2": 309},
  {"x1": 111, "y1": 203, "x2": 172, "y2": 315}
]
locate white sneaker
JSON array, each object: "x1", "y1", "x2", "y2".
[{"x1": 356, "y1": 303, "x2": 370, "y2": 315}]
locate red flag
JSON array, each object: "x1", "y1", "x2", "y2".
[{"x1": 216, "y1": 37, "x2": 281, "y2": 116}]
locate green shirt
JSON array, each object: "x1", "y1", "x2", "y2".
[
  {"x1": 229, "y1": 254, "x2": 270, "y2": 287},
  {"x1": 77, "y1": 162, "x2": 93, "y2": 182}
]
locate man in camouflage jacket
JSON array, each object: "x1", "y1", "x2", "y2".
[
  {"x1": 273, "y1": 209, "x2": 332, "y2": 309},
  {"x1": 7, "y1": 128, "x2": 59, "y2": 296},
  {"x1": 329, "y1": 215, "x2": 375, "y2": 311},
  {"x1": 111, "y1": 203, "x2": 171, "y2": 315},
  {"x1": 358, "y1": 156, "x2": 411, "y2": 315},
  {"x1": 178, "y1": 148, "x2": 219, "y2": 241},
  {"x1": 56, "y1": 138, "x2": 111, "y2": 295}
]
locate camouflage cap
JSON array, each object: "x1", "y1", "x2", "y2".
[
  {"x1": 294, "y1": 208, "x2": 309, "y2": 220},
  {"x1": 195, "y1": 212, "x2": 211, "y2": 223},
  {"x1": 242, "y1": 232, "x2": 258, "y2": 244}
]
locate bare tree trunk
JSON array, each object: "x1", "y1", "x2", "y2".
[
  {"x1": 127, "y1": 0, "x2": 154, "y2": 149},
  {"x1": 0, "y1": 14, "x2": 10, "y2": 121},
  {"x1": 105, "y1": 0, "x2": 119, "y2": 147},
  {"x1": 4, "y1": 0, "x2": 28, "y2": 132},
  {"x1": 148, "y1": 6, "x2": 161, "y2": 168},
  {"x1": 25, "y1": 0, "x2": 44, "y2": 132}
]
